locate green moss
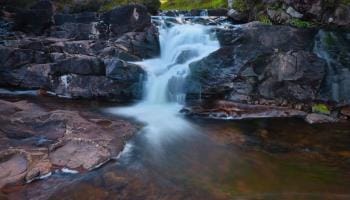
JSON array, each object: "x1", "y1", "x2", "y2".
[
  {"x1": 290, "y1": 18, "x2": 313, "y2": 28},
  {"x1": 258, "y1": 15, "x2": 272, "y2": 25},
  {"x1": 340, "y1": 0, "x2": 350, "y2": 5},
  {"x1": 232, "y1": 0, "x2": 248, "y2": 12},
  {"x1": 312, "y1": 104, "x2": 331, "y2": 115},
  {"x1": 161, "y1": 0, "x2": 227, "y2": 10},
  {"x1": 324, "y1": 32, "x2": 337, "y2": 47}
]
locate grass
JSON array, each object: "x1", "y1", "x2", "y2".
[
  {"x1": 258, "y1": 15, "x2": 272, "y2": 25},
  {"x1": 312, "y1": 104, "x2": 331, "y2": 115},
  {"x1": 161, "y1": 0, "x2": 227, "y2": 10},
  {"x1": 290, "y1": 18, "x2": 313, "y2": 28}
]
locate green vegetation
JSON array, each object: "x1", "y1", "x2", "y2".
[
  {"x1": 258, "y1": 15, "x2": 272, "y2": 25},
  {"x1": 312, "y1": 104, "x2": 331, "y2": 115},
  {"x1": 340, "y1": 0, "x2": 350, "y2": 5},
  {"x1": 290, "y1": 18, "x2": 313, "y2": 28},
  {"x1": 324, "y1": 32, "x2": 337, "y2": 47},
  {"x1": 232, "y1": 0, "x2": 248, "y2": 12},
  {"x1": 161, "y1": 0, "x2": 227, "y2": 10},
  {"x1": 101, "y1": 0, "x2": 160, "y2": 13}
]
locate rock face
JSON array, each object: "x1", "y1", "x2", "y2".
[
  {"x1": 14, "y1": 0, "x2": 54, "y2": 34},
  {"x1": 228, "y1": 0, "x2": 350, "y2": 28},
  {"x1": 0, "y1": 99, "x2": 138, "y2": 187},
  {"x1": 0, "y1": 3, "x2": 160, "y2": 102},
  {"x1": 186, "y1": 22, "x2": 325, "y2": 105}
]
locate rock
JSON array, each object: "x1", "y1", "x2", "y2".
[
  {"x1": 341, "y1": 106, "x2": 350, "y2": 117},
  {"x1": 208, "y1": 9, "x2": 228, "y2": 16},
  {"x1": 258, "y1": 51, "x2": 326, "y2": 101},
  {"x1": 267, "y1": 9, "x2": 291, "y2": 24},
  {"x1": 286, "y1": 6, "x2": 303, "y2": 18},
  {"x1": 227, "y1": 9, "x2": 247, "y2": 22},
  {"x1": 51, "y1": 55, "x2": 105, "y2": 76},
  {"x1": 333, "y1": 5, "x2": 350, "y2": 27},
  {"x1": 0, "y1": 64, "x2": 51, "y2": 89},
  {"x1": 314, "y1": 30, "x2": 350, "y2": 103},
  {"x1": 102, "y1": 4, "x2": 151, "y2": 37},
  {"x1": 50, "y1": 22, "x2": 99, "y2": 40},
  {"x1": 115, "y1": 25, "x2": 160, "y2": 59},
  {"x1": 0, "y1": 99, "x2": 137, "y2": 186},
  {"x1": 50, "y1": 140, "x2": 110, "y2": 170},
  {"x1": 54, "y1": 12, "x2": 99, "y2": 26},
  {"x1": 186, "y1": 22, "x2": 321, "y2": 103},
  {"x1": 0, "y1": 153, "x2": 28, "y2": 188},
  {"x1": 14, "y1": 0, "x2": 54, "y2": 34},
  {"x1": 182, "y1": 100, "x2": 307, "y2": 119},
  {"x1": 105, "y1": 58, "x2": 145, "y2": 81},
  {"x1": 305, "y1": 113, "x2": 338, "y2": 124},
  {"x1": 50, "y1": 74, "x2": 144, "y2": 101}
]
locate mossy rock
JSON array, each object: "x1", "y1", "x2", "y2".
[{"x1": 312, "y1": 104, "x2": 331, "y2": 115}]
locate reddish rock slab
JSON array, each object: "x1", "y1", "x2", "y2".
[
  {"x1": 182, "y1": 100, "x2": 307, "y2": 120},
  {"x1": 0, "y1": 99, "x2": 138, "y2": 188}
]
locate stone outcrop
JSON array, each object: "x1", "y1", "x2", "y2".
[
  {"x1": 0, "y1": 99, "x2": 138, "y2": 188},
  {"x1": 0, "y1": 3, "x2": 160, "y2": 102}
]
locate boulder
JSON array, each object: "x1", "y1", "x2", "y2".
[
  {"x1": 186, "y1": 22, "x2": 324, "y2": 105},
  {"x1": 305, "y1": 113, "x2": 338, "y2": 124},
  {"x1": 258, "y1": 51, "x2": 326, "y2": 101},
  {"x1": 227, "y1": 9, "x2": 247, "y2": 22},
  {"x1": 115, "y1": 25, "x2": 160, "y2": 59},
  {"x1": 102, "y1": 4, "x2": 151, "y2": 37},
  {"x1": 105, "y1": 58, "x2": 145, "y2": 81},
  {"x1": 49, "y1": 22, "x2": 99, "y2": 40}
]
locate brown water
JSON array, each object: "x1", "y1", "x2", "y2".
[{"x1": 1, "y1": 95, "x2": 350, "y2": 200}]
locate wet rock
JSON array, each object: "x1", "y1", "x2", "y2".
[
  {"x1": 187, "y1": 22, "x2": 323, "y2": 104},
  {"x1": 183, "y1": 100, "x2": 307, "y2": 119},
  {"x1": 0, "y1": 99, "x2": 137, "y2": 186},
  {"x1": 0, "y1": 153, "x2": 28, "y2": 188},
  {"x1": 50, "y1": 140, "x2": 110, "y2": 170},
  {"x1": 105, "y1": 58, "x2": 145, "y2": 81},
  {"x1": 305, "y1": 113, "x2": 338, "y2": 124}
]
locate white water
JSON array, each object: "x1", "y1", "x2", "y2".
[{"x1": 107, "y1": 19, "x2": 219, "y2": 149}]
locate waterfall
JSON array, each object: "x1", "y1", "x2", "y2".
[{"x1": 106, "y1": 17, "x2": 219, "y2": 147}]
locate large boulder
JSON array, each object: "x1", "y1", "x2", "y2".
[
  {"x1": 258, "y1": 51, "x2": 326, "y2": 101},
  {"x1": 115, "y1": 25, "x2": 160, "y2": 59},
  {"x1": 186, "y1": 22, "x2": 325, "y2": 105},
  {"x1": 102, "y1": 4, "x2": 151, "y2": 37}
]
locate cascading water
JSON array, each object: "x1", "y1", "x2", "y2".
[{"x1": 106, "y1": 18, "x2": 219, "y2": 151}]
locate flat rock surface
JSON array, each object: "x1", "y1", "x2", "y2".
[{"x1": 0, "y1": 98, "x2": 138, "y2": 188}]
